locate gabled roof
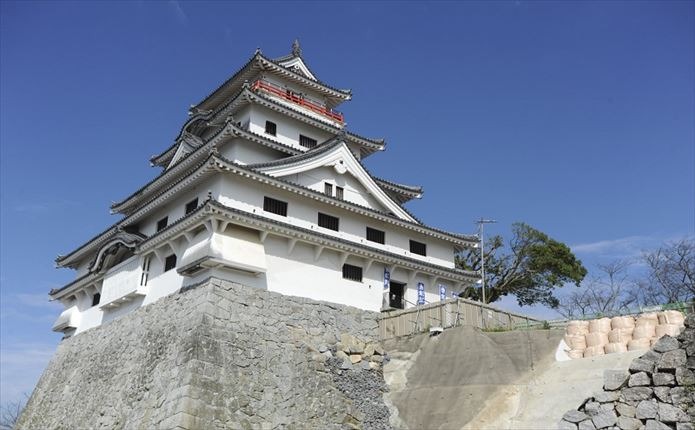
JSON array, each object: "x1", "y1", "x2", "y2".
[
  {"x1": 194, "y1": 47, "x2": 351, "y2": 114},
  {"x1": 248, "y1": 139, "x2": 416, "y2": 222},
  {"x1": 60, "y1": 148, "x2": 475, "y2": 269},
  {"x1": 151, "y1": 86, "x2": 385, "y2": 168},
  {"x1": 52, "y1": 198, "x2": 478, "y2": 299}
]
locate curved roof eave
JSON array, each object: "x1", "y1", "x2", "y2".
[{"x1": 194, "y1": 52, "x2": 351, "y2": 114}]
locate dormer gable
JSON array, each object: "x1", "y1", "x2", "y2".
[{"x1": 249, "y1": 140, "x2": 417, "y2": 222}]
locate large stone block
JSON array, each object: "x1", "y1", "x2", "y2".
[
  {"x1": 620, "y1": 387, "x2": 653, "y2": 403},
  {"x1": 653, "y1": 387, "x2": 671, "y2": 403},
  {"x1": 653, "y1": 336, "x2": 680, "y2": 353},
  {"x1": 591, "y1": 410, "x2": 617, "y2": 429},
  {"x1": 616, "y1": 416, "x2": 642, "y2": 430},
  {"x1": 657, "y1": 402, "x2": 687, "y2": 423},
  {"x1": 604, "y1": 370, "x2": 630, "y2": 391},
  {"x1": 652, "y1": 372, "x2": 676, "y2": 386},
  {"x1": 675, "y1": 367, "x2": 695, "y2": 385},
  {"x1": 595, "y1": 391, "x2": 620, "y2": 403},
  {"x1": 630, "y1": 358, "x2": 655, "y2": 374},
  {"x1": 635, "y1": 399, "x2": 658, "y2": 420},
  {"x1": 628, "y1": 372, "x2": 651, "y2": 387},
  {"x1": 657, "y1": 349, "x2": 687, "y2": 371},
  {"x1": 615, "y1": 402, "x2": 636, "y2": 418},
  {"x1": 563, "y1": 410, "x2": 589, "y2": 423}
]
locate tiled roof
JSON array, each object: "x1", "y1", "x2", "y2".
[{"x1": 194, "y1": 51, "x2": 351, "y2": 113}]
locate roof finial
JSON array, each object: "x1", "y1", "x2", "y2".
[{"x1": 292, "y1": 39, "x2": 301, "y2": 57}]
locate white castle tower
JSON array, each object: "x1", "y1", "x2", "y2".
[{"x1": 51, "y1": 42, "x2": 479, "y2": 336}]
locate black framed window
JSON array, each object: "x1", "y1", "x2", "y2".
[
  {"x1": 342, "y1": 264, "x2": 363, "y2": 282},
  {"x1": 91, "y1": 293, "x2": 101, "y2": 307},
  {"x1": 156, "y1": 217, "x2": 168, "y2": 232},
  {"x1": 324, "y1": 182, "x2": 333, "y2": 196},
  {"x1": 164, "y1": 254, "x2": 177, "y2": 272},
  {"x1": 185, "y1": 198, "x2": 198, "y2": 215},
  {"x1": 366, "y1": 227, "x2": 385, "y2": 244},
  {"x1": 409, "y1": 240, "x2": 427, "y2": 256},
  {"x1": 299, "y1": 134, "x2": 317, "y2": 148},
  {"x1": 263, "y1": 197, "x2": 288, "y2": 216},
  {"x1": 265, "y1": 120, "x2": 277, "y2": 136},
  {"x1": 318, "y1": 212, "x2": 339, "y2": 231},
  {"x1": 335, "y1": 186, "x2": 344, "y2": 200}
]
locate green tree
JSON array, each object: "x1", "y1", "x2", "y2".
[{"x1": 456, "y1": 222, "x2": 587, "y2": 308}]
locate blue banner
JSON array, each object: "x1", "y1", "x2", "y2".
[
  {"x1": 439, "y1": 285, "x2": 447, "y2": 301},
  {"x1": 383, "y1": 268, "x2": 390, "y2": 290},
  {"x1": 417, "y1": 282, "x2": 425, "y2": 305}
]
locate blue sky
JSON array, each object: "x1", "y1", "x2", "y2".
[{"x1": 1, "y1": 1, "x2": 693, "y2": 404}]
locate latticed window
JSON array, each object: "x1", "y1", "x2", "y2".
[
  {"x1": 366, "y1": 227, "x2": 385, "y2": 244},
  {"x1": 324, "y1": 182, "x2": 333, "y2": 196},
  {"x1": 409, "y1": 240, "x2": 427, "y2": 256},
  {"x1": 185, "y1": 198, "x2": 198, "y2": 215},
  {"x1": 335, "y1": 186, "x2": 344, "y2": 200},
  {"x1": 342, "y1": 264, "x2": 363, "y2": 282},
  {"x1": 164, "y1": 254, "x2": 177, "y2": 272},
  {"x1": 265, "y1": 120, "x2": 277, "y2": 136},
  {"x1": 299, "y1": 134, "x2": 317, "y2": 148},
  {"x1": 263, "y1": 197, "x2": 288, "y2": 216},
  {"x1": 156, "y1": 217, "x2": 168, "y2": 232},
  {"x1": 318, "y1": 212, "x2": 339, "y2": 231}
]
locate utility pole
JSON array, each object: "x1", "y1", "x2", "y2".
[{"x1": 476, "y1": 218, "x2": 497, "y2": 304}]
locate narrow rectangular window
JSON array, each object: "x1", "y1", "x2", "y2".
[
  {"x1": 263, "y1": 196, "x2": 288, "y2": 216},
  {"x1": 342, "y1": 264, "x2": 363, "y2": 282},
  {"x1": 366, "y1": 227, "x2": 385, "y2": 244},
  {"x1": 318, "y1": 212, "x2": 339, "y2": 231},
  {"x1": 265, "y1": 120, "x2": 277, "y2": 136},
  {"x1": 410, "y1": 240, "x2": 427, "y2": 256},
  {"x1": 324, "y1": 182, "x2": 333, "y2": 196},
  {"x1": 156, "y1": 217, "x2": 168, "y2": 232},
  {"x1": 140, "y1": 256, "x2": 151, "y2": 286},
  {"x1": 335, "y1": 186, "x2": 344, "y2": 200},
  {"x1": 164, "y1": 254, "x2": 177, "y2": 272},
  {"x1": 185, "y1": 198, "x2": 198, "y2": 215},
  {"x1": 91, "y1": 293, "x2": 101, "y2": 307},
  {"x1": 299, "y1": 134, "x2": 317, "y2": 148}
]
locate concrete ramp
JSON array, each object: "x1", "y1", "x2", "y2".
[{"x1": 384, "y1": 326, "x2": 642, "y2": 429}]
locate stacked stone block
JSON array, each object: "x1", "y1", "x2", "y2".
[
  {"x1": 17, "y1": 278, "x2": 392, "y2": 430},
  {"x1": 559, "y1": 313, "x2": 695, "y2": 430}
]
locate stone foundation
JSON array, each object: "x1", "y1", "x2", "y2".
[
  {"x1": 560, "y1": 313, "x2": 695, "y2": 430},
  {"x1": 17, "y1": 278, "x2": 390, "y2": 429}
]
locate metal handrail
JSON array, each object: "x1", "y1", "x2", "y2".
[{"x1": 251, "y1": 79, "x2": 344, "y2": 122}]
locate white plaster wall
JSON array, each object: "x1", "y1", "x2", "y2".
[
  {"x1": 139, "y1": 178, "x2": 218, "y2": 237},
  {"x1": 218, "y1": 138, "x2": 282, "y2": 166},
  {"x1": 246, "y1": 105, "x2": 333, "y2": 150},
  {"x1": 217, "y1": 175, "x2": 456, "y2": 268},
  {"x1": 263, "y1": 237, "x2": 384, "y2": 311},
  {"x1": 292, "y1": 166, "x2": 385, "y2": 210}
]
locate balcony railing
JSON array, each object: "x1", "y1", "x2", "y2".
[
  {"x1": 251, "y1": 79, "x2": 344, "y2": 123},
  {"x1": 99, "y1": 256, "x2": 146, "y2": 309}
]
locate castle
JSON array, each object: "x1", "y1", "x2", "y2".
[{"x1": 50, "y1": 41, "x2": 479, "y2": 336}]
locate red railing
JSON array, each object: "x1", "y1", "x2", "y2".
[{"x1": 251, "y1": 79, "x2": 344, "y2": 123}]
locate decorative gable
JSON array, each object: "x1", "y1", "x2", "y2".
[
  {"x1": 276, "y1": 56, "x2": 317, "y2": 81},
  {"x1": 252, "y1": 141, "x2": 417, "y2": 222}
]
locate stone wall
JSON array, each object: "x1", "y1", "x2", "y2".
[
  {"x1": 560, "y1": 314, "x2": 695, "y2": 430},
  {"x1": 17, "y1": 277, "x2": 390, "y2": 429}
]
